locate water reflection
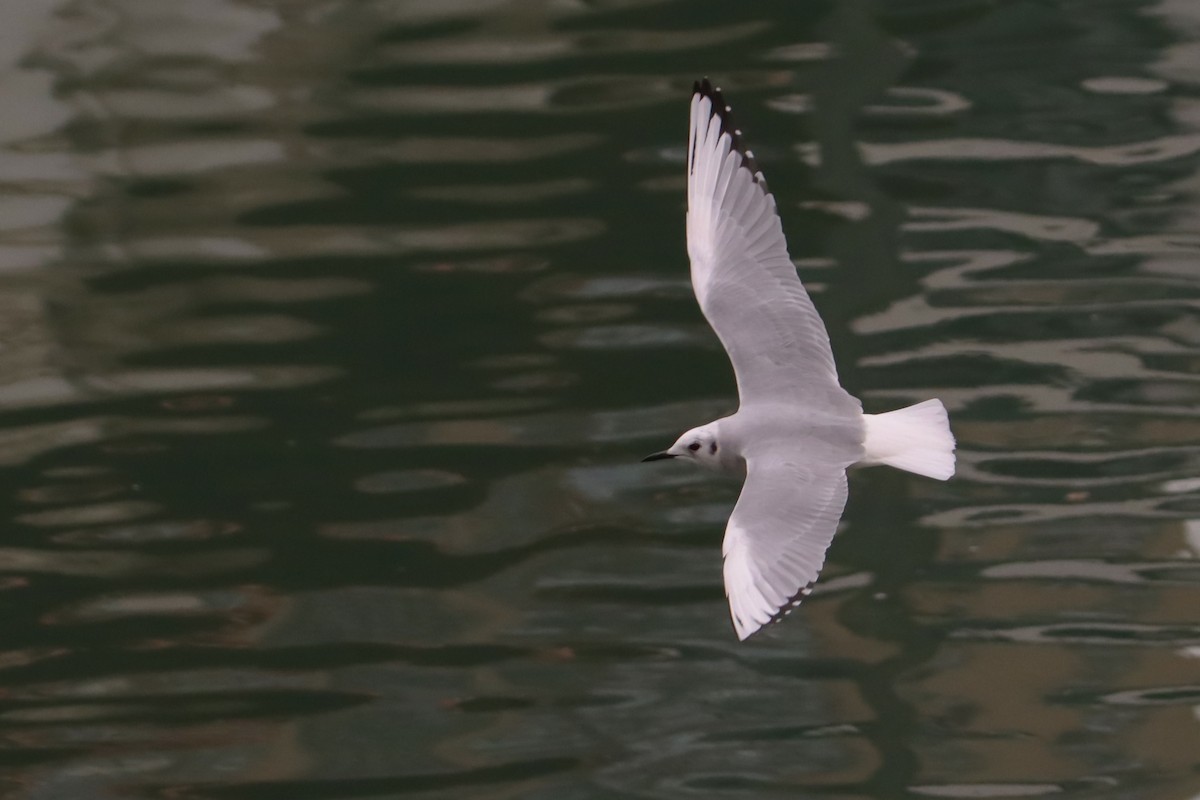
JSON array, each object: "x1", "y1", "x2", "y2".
[{"x1": 0, "y1": 0, "x2": 1196, "y2": 798}]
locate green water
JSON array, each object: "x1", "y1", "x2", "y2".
[{"x1": 0, "y1": 0, "x2": 1198, "y2": 797}]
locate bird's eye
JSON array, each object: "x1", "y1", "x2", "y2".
[{"x1": 688, "y1": 442, "x2": 701, "y2": 452}]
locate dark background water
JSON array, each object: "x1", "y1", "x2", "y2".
[{"x1": 0, "y1": 0, "x2": 1198, "y2": 798}]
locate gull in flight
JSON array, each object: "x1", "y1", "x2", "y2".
[{"x1": 643, "y1": 79, "x2": 956, "y2": 641}]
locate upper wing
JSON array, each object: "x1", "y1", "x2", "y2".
[
  {"x1": 687, "y1": 79, "x2": 846, "y2": 407},
  {"x1": 722, "y1": 449, "x2": 850, "y2": 640}
]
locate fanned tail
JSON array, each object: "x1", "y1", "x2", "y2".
[{"x1": 862, "y1": 399, "x2": 956, "y2": 481}]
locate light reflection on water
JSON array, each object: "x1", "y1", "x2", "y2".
[{"x1": 0, "y1": 0, "x2": 1196, "y2": 798}]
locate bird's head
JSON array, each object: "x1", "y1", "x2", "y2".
[{"x1": 642, "y1": 424, "x2": 723, "y2": 469}]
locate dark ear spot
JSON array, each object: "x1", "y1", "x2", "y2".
[{"x1": 709, "y1": 442, "x2": 718, "y2": 454}]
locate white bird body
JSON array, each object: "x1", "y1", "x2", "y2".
[{"x1": 644, "y1": 80, "x2": 956, "y2": 641}]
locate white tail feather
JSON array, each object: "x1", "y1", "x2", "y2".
[{"x1": 862, "y1": 399, "x2": 956, "y2": 480}]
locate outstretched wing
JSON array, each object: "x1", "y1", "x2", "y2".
[
  {"x1": 722, "y1": 449, "x2": 850, "y2": 640},
  {"x1": 687, "y1": 79, "x2": 851, "y2": 410}
]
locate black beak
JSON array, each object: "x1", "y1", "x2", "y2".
[{"x1": 642, "y1": 451, "x2": 676, "y2": 462}]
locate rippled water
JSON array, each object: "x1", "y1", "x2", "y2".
[{"x1": 1, "y1": 1, "x2": 1198, "y2": 798}]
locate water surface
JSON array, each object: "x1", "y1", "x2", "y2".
[{"x1": 0, "y1": 1, "x2": 1198, "y2": 798}]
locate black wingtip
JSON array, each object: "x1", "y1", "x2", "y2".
[
  {"x1": 691, "y1": 77, "x2": 769, "y2": 192},
  {"x1": 693, "y1": 77, "x2": 717, "y2": 104},
  {"x1": 767, "y1": 582, "x2": 815, "y2": 628}
]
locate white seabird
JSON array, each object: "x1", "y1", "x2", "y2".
[{"x1": 643, "y1": 79, "x2": 956, "y2": 641}]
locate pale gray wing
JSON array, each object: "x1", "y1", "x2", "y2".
[
  {"x1": 722, "y1": 449, "x2": 849, "y2": 640},
  {"x1": 687, "y1": 80, "x2": 850, "y2": 408}
]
